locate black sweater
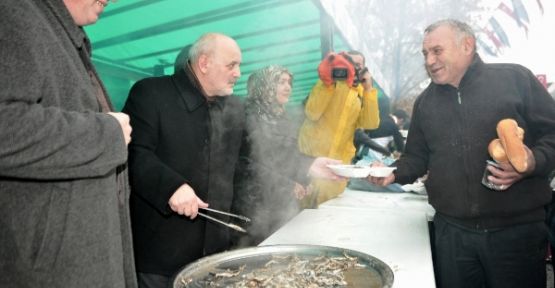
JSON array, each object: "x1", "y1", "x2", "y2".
[{"x1": 395, "y1": 54, "x2": 555, "y2": 228}]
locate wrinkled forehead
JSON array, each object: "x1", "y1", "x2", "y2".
[
  {"x1": 211, "y1": 38, "x2": 241, "y2": 63},
  {"x1": 422, "y1": 25, "x2": 457, "y2": 49}
]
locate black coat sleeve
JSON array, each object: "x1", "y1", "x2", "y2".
[
  {"x1": 123, "y1": 80, "x2": 185, "y2": 215},
  {"x1": 354, "y1": 129, "x2": 391, "y2": 156},
  {"x1": 520, "y1": 68, "x2": 555, "y2": 176}
]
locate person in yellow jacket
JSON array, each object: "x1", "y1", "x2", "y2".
[{"x1": 298, "y1": 51, "x2": 380, "y2": 206}]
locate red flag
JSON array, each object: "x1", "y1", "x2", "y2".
[{"x1": 536, "y1": 74, "x2": 548, "y2": 89}]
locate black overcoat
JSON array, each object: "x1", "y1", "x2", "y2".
[{"x1": 123, "y1": 68, "x2": 244, "y2": 276}]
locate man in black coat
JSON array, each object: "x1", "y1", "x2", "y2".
[
  {"x1": 123, "y1": 33, "x2": 244, "y2": 288},
  {"x1": 369, "y1": 19, "x2": 555, "y2": 288}
]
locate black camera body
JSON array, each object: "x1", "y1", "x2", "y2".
[
  {"x1": 351, "y1": 68, "x2": 361, "y2": 87},
  {"x1": 318, "y1": 52, "x2": 358, "y2": 86},
  {"x1": 331, "y1": 67, "x2": 349, "y2": 81},
  {"x1": 333, "y1": 67, "x2": 361, "y2": 86}
]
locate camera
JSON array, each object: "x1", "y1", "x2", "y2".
[
  {"x1": 331, "y1": 67, "x2": 348, "y2": 80},
  {"x1": 317, "y1": 52, "x2": 359, "y2": 87}
]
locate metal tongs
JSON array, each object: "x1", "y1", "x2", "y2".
[{"x1": 198, "y1": 207, "x2": 250, "y2": 233}]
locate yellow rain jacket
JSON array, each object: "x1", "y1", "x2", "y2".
[{"x1": 298, "y1": 80, "x2": 380, "y2": 205}]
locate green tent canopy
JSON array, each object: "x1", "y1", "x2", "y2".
[{"x1": 86, "y1": 0, "x2": 385, "y2": 111}]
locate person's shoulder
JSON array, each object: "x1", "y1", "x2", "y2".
[
  {"x1": 1, "y1": 0, "x2": 37, "y2": 25},
  {"x1": 127, "y1": 75, "x2": 174, "y2": 104},
  {"x1": 483, "y1": 62, "x2": 533, "y2": 78},
  {"x1": 1, "y1": 1, "x2": 52, "y2": 44},
  {"x1": 415, "y1": 83, "x2": 434, "y2": 101},
  {"x1": 410, "y1": 83, "x2": 437, "y2": 113},
  {"x1": 134, "y1": 75, "x2": 173, "y2": 86},
  {"x1": 130, "y1": 75, "x2": 173, "y2": 92}
]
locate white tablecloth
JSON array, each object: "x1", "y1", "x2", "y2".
[
  {"x1": 320, "y1": 189, "x2": 435, "y2": 220},
  {"x1": 260, "y1": 190, "x2": 436, "y2": 288}
]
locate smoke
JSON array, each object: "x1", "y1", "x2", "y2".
[{"x1": 232, "y1": 93, "x2": 307, "y2": 247}]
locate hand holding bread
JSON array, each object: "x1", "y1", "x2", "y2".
[{"x1": 487, "y1": 119, "x2": 530, "y2": 173}]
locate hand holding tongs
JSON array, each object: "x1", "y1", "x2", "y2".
[{"x1": 198, "y1": 207, "x2": 250, "y2": 233}]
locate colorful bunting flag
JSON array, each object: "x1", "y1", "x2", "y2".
[
  {"x1": 477, "y1": 38, "x2": 498, "y2": 56},
  {"x1": 482, "y1": 27, "x2": 503, "y2": 49},
  {"x1": 511, "y1": 0, "x2": 530, "y2": 25},
  {"x1": 489, "y1": 18, "x2": 510, "y2": 47},
  {"x1": 536, "y1": 0, "x2": 544, "y2": 14},
  {"x1": 498, "y1": 2, "x2": 528, "y2": 34},
  {"x1": 477, "y1": 0, "x2": 545, "y2": 56}
]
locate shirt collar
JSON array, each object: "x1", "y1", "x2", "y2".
[
  {"x1": 458, "y1": 53, "x2": 483, "y2": 88},
  {"x1": 172, "y1": 63, "x2": 225, "y2": 111}
]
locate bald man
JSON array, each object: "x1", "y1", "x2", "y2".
[{"x1": 123, "y1": 33, "x2": 244, "y2": 288}]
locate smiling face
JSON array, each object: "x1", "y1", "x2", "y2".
[
  {"x1": 422, "y1": 25, "x2": 474, "y2": 88},
  {"x1": 275, "y1": 73, "x2": 292, "y2": 105},
  {"x1": 63, "y1": 0, "x2": 109, "y2": 26}
]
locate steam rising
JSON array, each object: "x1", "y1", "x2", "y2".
[{"x1": 231, "y1": 66, "x2": 307, "y2": 247}]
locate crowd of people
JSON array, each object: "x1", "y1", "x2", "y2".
[{"x1": 2, "y1": 1, "x2": 555, "y2": 288}]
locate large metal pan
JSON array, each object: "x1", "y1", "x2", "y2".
[{"x1": 172, "y1": 244, "x2": 394, "y2": 288}]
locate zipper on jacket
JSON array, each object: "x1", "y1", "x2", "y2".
[{"x1": 456, "y1": 88, "x2": 474, "y2": 216}]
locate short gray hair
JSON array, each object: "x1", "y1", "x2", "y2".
[{"x1": 425, "y1": 19, "x2": 476, "y2": 50}]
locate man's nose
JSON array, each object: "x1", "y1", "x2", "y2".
[
  {"x1": 233, "y1": 67, "x2": 241, "y2": 79},
  {"x1": 425, "y1": 54, "x2": 435, "y2": 67}
]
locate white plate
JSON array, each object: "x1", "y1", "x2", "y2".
[
  {"x1": 368, "y1": 167, "x2": 397, "y2": 177},
  {"x1": 327, "y1": 164, "x2": 371, "y2": 178}
]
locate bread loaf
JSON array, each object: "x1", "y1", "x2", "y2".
[
  {"x1": 488, "y1": 126, "x2": 524, "y2": 163},
  {"x1": 488, "y1": 139, "x2": 508, "y2": 163},
  {"x1": 496, "y1": 119, "x2": 528, "y2": 173}
]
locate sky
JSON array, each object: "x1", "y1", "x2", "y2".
[
  {"x1": 479, "y1": 0, "x2": 555, "y2": 84},
  {"x1": 320, "y1": 0, "x2": 555, "y2": 98}
]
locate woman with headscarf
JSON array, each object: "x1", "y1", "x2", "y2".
[{"x1": 231, "y1": 65, "x2": 340, "y2": 247}]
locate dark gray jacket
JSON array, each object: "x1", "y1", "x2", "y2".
[
  {"x1": 0, "y1": 0, "x2": 136, "y2": 287},
  {"x1": 395, "y1": 54, "x2": 555, "y2": 228}
]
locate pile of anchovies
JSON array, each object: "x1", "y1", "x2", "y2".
[{"x1": 181, "y1": 252, "x2": 366, "y2": 287}]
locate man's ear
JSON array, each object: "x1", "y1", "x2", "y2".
[
  {"x1": 463, "y1": 36, "x2": 475, "y2": 55},
  {"x1": 198, "y1": 54, "x2": 210, "y2": 74}
]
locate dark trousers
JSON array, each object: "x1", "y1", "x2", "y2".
[
  {"x1": 434, "y1": 214, "x2": 547, "y2": 288},
  {"x1": 137, "y1": 272, "x2": 171, "y2": 288}
]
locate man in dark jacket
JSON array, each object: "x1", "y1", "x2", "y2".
[
  {"x1": 369, "y1": 19, "x2": 555, "y2": 288},
  {"x1": 123, "y1": 33, "x2": 244, "y2": 288},
  {"x1": 0, "y1": 0, "x2": 135, "y2": 287}
]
